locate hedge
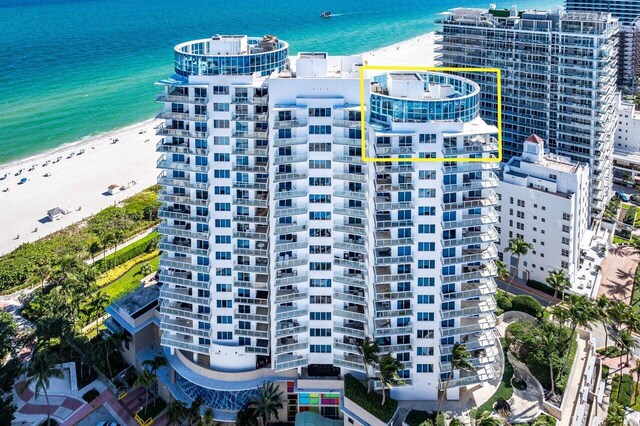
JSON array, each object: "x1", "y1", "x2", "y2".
[
  {"x1": 510, "y1": 295, "x2": 543, "y2": 318},
  {"x1": 617, "y1": 374, "x2": 634, "y2": 407},
  {"x1": 496, "y1": 295, "x2": 512, "y2": 312},
  {"x1": 344, "y1": 374, "x2": 397, "y2": 422},
  {"x1": 96, "y1": 250, "x2": 159, "y2": 287},
  {"x1": 527, "y1": 279, "x2": 564, "y2": 299},
  {"x1": 94, "y1": 231, "x2": 158, "y2": 273}
]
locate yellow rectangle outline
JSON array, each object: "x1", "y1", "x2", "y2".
[{"x1": 358, "y1": 65, "x2": 502, "y2": 163}]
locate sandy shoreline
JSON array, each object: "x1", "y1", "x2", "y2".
[{"x1": 0, "y1": 31, "x2": 437, "y2": 255}]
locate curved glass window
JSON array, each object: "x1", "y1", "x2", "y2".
[{"x1": 176, "y1": 373, "x2": 261, "y2": 411}]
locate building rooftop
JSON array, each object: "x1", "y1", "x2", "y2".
[
  {"x1": 389, "y1": 72, "x2": 420, "y2": 81},
  {"x1": 114, "y1": 283, "x2": 159, "y2": 317}
]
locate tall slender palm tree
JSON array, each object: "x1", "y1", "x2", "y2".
[
  {"x1": 27, "y1": 263, "x2": 52, "y2": 289},
  {"x1": 142, "y1": 354, "x2": 168, "y2": 395},
  {"x1": 249, "y1": 382, "x2": 284, "y2": 426},
  {"x1": 356, "y1": 337, "x2": 380, "y2": 393},
  {"x1": 188, "y1": 396, "x2": 204, "y2": 426},
  {"x1": 596, "y1": 295, "x2": 611, "y2": 350},
  {"x1": 95, "y1": 330, "x2": 130, "y2": 378},
  {"x1": 630, "y1": 359, "x2": 640, "y2": 405},
  {"x1": 89, "y1": 240, "x2": 101, "y2": 263},
  {"x1": 21, "y1": 350, "x2": 63, "y2": 426},
  {"x1": 540, "y1": 333, "x2": 558, "y2": 397},
  {"x1": 557, "y1": 295, "x2": 596, "y2": 384},
  {"x1": 134, "y1": 368, "x2": 155, "y2": 410},
  {"x1": 544, "y1": 270, "x2": 570, "y2": 309},
  {"x1": 437, "y1": 343, "x2": 474, "y2": 417},
  {"x1": 495, "y1": 259, "x2": 509, "y2": 282},
  {"x1": 167, "y1": 399, "x2": 189, "y2": 426},
  {"x1": 86, "y1": 293, "x2": 110, "y2": 333},
  {"x1": 377, "y1": 353, "x2": 404, "y2": 406},
  {"x1": 616, "y1": 330, "x2": 638, "y2": 367},
  {"x1": 504, "y1": 238, "x2": 533, "y2": 294}
]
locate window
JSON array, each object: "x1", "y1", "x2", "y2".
[
  {"x1": 310, "y1": 328, "x2": 332, "y2": 336},
  {"x1": 309, "y1": 177, "x2": 331, "y2": 186},
  {"x1": 418, "y1": 277, "x2": 435, "y2": 287},
  {"x1": 418, "y1": 224, "x2": 436, "y2": 234},
  {"x1": 309, "y1": 108, "x2": 331, "y2": 117},
  {"x1": 417, "y1": 364, "x2": 434, "y2": 373},
  {"x1": 417, "y1": 312, "x2": 434, "y2": 321},
  {"x1": 217, "y1": 332, "x2": 232, "y2": 340},
  {"x1": 309, "y1": 194, "x2": 331, "y2": 203},
  {"x1": 418, "y1": 242, "x2": 435, "y2": 252},
  {"x1": 310, "y1": 295, "x2": 332, "y2": 304},
  {"x1": 419, "y1": 206, "x2": 436, "y2": 216},
  {"x1": 309, "y1": 211, "x2": 332, "y2": 220},
  {"x1": 310, "y1": 312, "x2": 332, "y2": 320},
  {"x1": 417, "y1": 347, "x2": 434, "y2": 356},
  {"x1": 216, "y1": 316, "x2": 232, "y2": 324},
  {"x1": 309, "y1": 125, "x2": 331, "y2": 135},
  {"x1": 310, "y1": 262, "x2": 332, "y2": 271},
  {"x1": 216, "y1": 300, "x2": 232, "y2": 308},
  {"x1": 419, "y1": 134, "x2": 436, "y2": 144},
  {"x1": 418, "y1": 260, "x2": 435, "y2": 269},
  {"x1": 310, "y1": 345, "x2": 331, "y2": 353},
  {"x1": 310, "y1": 279, "x2": 332, "y2": 287},
  {"x1": 417, "y1": 295, "x2": 435, "y2": 304},
  {"x1": 417, "y1": 330, "x2": 434, "y2": 338},
  {"x1": 309, "y1": 160, "x2": 331, "y2": 169}
]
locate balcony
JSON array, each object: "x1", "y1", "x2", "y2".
[
  {"x1": 334, "y1": 272, "x2": 367, "y2": 289},
  {"x1": 232, "y1": 180, "x2": 268, "y2": 190},
  {"x1": 233, "y1": 275, "x2": 269, "y2": 290},
  {"x1": 232, "y1": 163, "x2": 268, "y2": 173},
  {"x1": 440, "y1": 315, "x2": 497, "y2": 338},
  {"x1": 333, "y1": 172, "x2": 366, "y2": 183},
  {"x1": 333, "y1": 119, "x2": 361, "y2": 128},
  {"x1": 160, "y1": 286, "x2": 209, "y2": 305},
  {"x1": 275, "y1": 288, "x2": 308, "y2": 303},
  {"x1": 275, "y1": 305, "x2": 308, "y2": 321},
  {"x1": 233, "y1": 113, "x2": 268, "y2": 122},
  {"x1": 333, "y1": 154, "x2": 363, "y2": 164},
  {"x1": 156, "y1": 124, "x2": 208, "y2": 139},
  {"x1": 161, "y1": 334, "x2": 209, "y2": 354},
  {"x1": 441, "y1": 298, "x2": 497, "y2": 319},
  {"x1": 160, "y1": 303, "x2": 211, "y2": 322},
  {"x1": 442, "y1": 280, "x2": 497, "y2": 301},
  {"x1": 158, "y1": 224, "x2": 207, "y2": 240},
  {"x1": 274, "y1": 205, "x2": 307, "y2": 218},
  {"x1": 334, "y1": 253, "x2": 366, "y2": 271},
  {"x1": 234, "y1": 308, "x2": 270, "y2": 323},
  {"x1": 334, "y1": 354, "x2": 366, "y2": 372},
  {"x1": 443, "y1": 177, "x2": 499, "y2": 192},
  {"x1": 232, "y1": 131, "x2": 268, "y2": 139},
  {"x1": 275, "y1": 254, "x2": 308, "y2": 269},
  {"x1": 233, "y1": 196, "x2": 268, "y2": 208},
  {"x1": 333, "y1": 321, "x2": 366, "y2": 339},
  {"x1": 275, "y1": 337, "x2": 308, "y2": 354},
  {"x1": 334, "y1": 189, "x2": 366, "y2": 201},
  {"x1": 156, "y1": 110, "x2": 208, "y2": 121},
  {"x1": 274, "y1": 222, "x2": 307, "y2": 235},
  {"x1": 161, "y1": 318, "x2": 210, "y2": 338},
  {"x1": 274, "y1": 137, "x2": 307, "y2": 147},
  {"x1": 234, "y1": 211, "x2": 268, "y2": 224},
  {"x1": 442, "y1": 192, "x2": 499, "y2": 211},
  {"x1": 439, "y1": 365, "x2": 496, "y2": 389},
  {"x1": 443, "y1": 139, "x2": 498, "y2": 156},
  {"x1": 374, "y1": 266, "x2": 413, "y2": 284},
  {"x1": 334, "y1": 223, "x2": 366, "y2": 236},
  {"x1": 334, "y1": 306, "x2": 367, "y2": 322},
  {"x1": 157, "y1": 175, "x2": 208, "y2": 191},
  {"x1": 275, "y1": 320, "x2": 307, "y2": 337},
  {"x1": 275, "y1": 354, "x2": 308, "y2": 371},
  {"x1": 274, "y1": 189, "x2": 307, "y2": 200},
  {"x1": 442, "y1": 263, "x2": 497, "y2": 284},
  {"x1": 274, "y1": 172, "x2": 307, "y2": 182},
  {"x1": 333, "y1": 338, "x2": 360, "y2": 354},
  {"x1": 442, "y1": 245, "x2": 498, "y2": 265},
  {"x1": 156, "y1": 93, "x2": 208, "y2": 105},
  {"x1": 374, "y1": 319, "x2": 412, "y2": 337},
  {"x1": 274, "y1": 119, "x2": 308, "y2": 129},
  {"x1": 231, "y1": 96, "x2": 268, "y2": 105},
  {"x1": 158, "y1": 207, "x2": 208, "y2": 224},
  {"x1": 232, "y1": 147, "x2": 268, "y2": 156},
  {"x1": 234, "y1": 296, "x2": 269, "y2": 307},
  {"x1": 233, "y1": 225, "x2": 269, "y2": 241},
  {"x1": 274, "y1": 154, "x2": 308, "y2": 165},
  {"x1": 333, "y1": 137, "x2": 361, "y2": 147},
  {"x1": 443, "y1": 227, "x2": 499, "y2": 247},
  {"x1": 334, "y1": 206, "x2": 366, "y2": 219},
  {"x1": 439, "y1": 346, "x2": 499, "y2": 373},
  {"x1": 442, "y1": 212, "x2": 499, "y2": 231},
  {"x1": 161, "y1": 256, "x2": 209, "y2": 274},
  {"x1": 334, "y1": 289, "x2": 366, "y2": 305}
]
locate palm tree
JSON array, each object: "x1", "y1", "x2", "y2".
[
  {"x1": 89, "y1": 240, "x2": 101, "y2": 263},
  {"x1": 630, "y1": 359, "x2": 640, "y2": 405},
  {"x1": 470, "y1": 410, "x2": 503, "y2": 426},
  {"x1": 356, "y1": 337, "x2": 380, "y2": 393},
  {"x1": 556, "y1": 295, "x2": 596, "y2": 384},
  {"x1": 616, "y1": 330, "x2": 638, "y2": 367},
  {"x1": 235, "y1": 404, "x2": 257, "y2": 426},
  {"x1": 540, "y1": 333, "x2": 558, "y2": 397},
  {"x1": 544, "y1": 269, "x2": 570, "y2": 310},
  {"x1": 495, "y1": 259, "x2": 509, "y2": 281},
  {"x1": 437, "y1": 343, "x2": 474, "y2": 417},
  {"x1": 188, "y1": 396, "x2": 204, "y2": 426},
  {"x1": 142, "y1": 354, "x2": 168, "y2": 395},
  {"x1": 504, "y1": 238, "x2": 533, "y2": 294},
  {"x1": 198, "y1": 409, "x2": 216, "y2": 426},
  {"x1": 249, "y1": 382, "x2": 284, "y2": 426},
  {"x1": 21, "y1": 350, "x2": 63, "y2": 426},
  {"x1": 167, "y1": 400, "x2": 189, "y2": 426},
  {"x1": 95, "y1": 330, "x2": 130, "y2": 378},
  {"x1": 377, "y1": 353, "x2": 404, "y2": 406},
  {"x1": 608, "y1": 299, "x2": 630, "y2": 336},
  {"x1": 27, "y1": 263, "x2": 51, "y2": 289},
  {"x1": 134, "y1": 368, "x2": 155, "y2": 411},
  {"x1": 606, "y1": 402, "x2": 626, "y2": 426},
  {"x1": 86, "y1": 293, "x2": 110, "y2": 333},
  {"x1": 100, "y1": 232, "x2": 114, "y2": 261},
  {"x1": 596, "y1": 295, "x2": 612, "y2": 350}
]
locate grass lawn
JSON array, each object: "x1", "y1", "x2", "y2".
[
  {"x1": 613, "y1": 236, "x2": 631, "y2": 245},
  {"x1": 99, "y1": 254, "x2": 160, "y2": 301},
  {"x1": 477, "y1": 339, "x2": 513, "y2": 414}
]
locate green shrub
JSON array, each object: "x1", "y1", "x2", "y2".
[
  {"x1": 624, "y1": 207, "x2": 637, "y2": 225},
  {"x1": 405, "y1": 410, "x2": 436, "y2": 426},
  {"x1": 527, "y1": 279, "x2": 563, "y2": 299},
  {"x1": 617, "y1": 374, "x2": 634, "y2": 407},
  {"x1": 511, "y1": 295, "x2": 543, "y2": 317},
  {"x1": 497, "y1": 295, "x2": 513, "y2": 311},
  {"x1": 344, "y1": 374, "x2": 397, "y2": 422}
]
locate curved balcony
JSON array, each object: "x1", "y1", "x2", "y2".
[
  {"x1": 442, "y1": 211, "x2": 499, "y2": 230},
  {"x1": 273, "y1": 119, "x2": 307, "y2": 129},
  {"x1": 442, "y1": 263, "x2": 497, "y2": 284},
  {"x1": 273, "y1": 137, "x2": 307, "y2": 147},
  {"x1": 442, "y1": 244, "x2": 498, "y2": 265},
  {"x1": 155, "y1": 93, "x2": 208, "y2": 105},
  {"x1": 442, "y1": 279, "x2": 497, "y2": 301},
  {"x1": 442, "y1": 192, "x2": 498, "y2": 211},
  {"x1": 441, "y1": 315, "x2": 497, "y2": 338},
  {"x1": 441, "y1": 298, "x2": 497, "y2": 319}
]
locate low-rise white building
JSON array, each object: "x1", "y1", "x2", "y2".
[
  {"x1": 496, "y1": 135, "x2": 590, "y2": 285},
  {"x1": 613, "y1": 97, "x2": 640, "y2": 186}
]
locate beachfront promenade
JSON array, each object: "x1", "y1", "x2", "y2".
[{"x1": 0, "y1": 33, "x2": 435, "y2": 257}]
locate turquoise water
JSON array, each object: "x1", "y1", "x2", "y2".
[{"x1": 0, "y1": 0, "x2": 556, "y2": 163}]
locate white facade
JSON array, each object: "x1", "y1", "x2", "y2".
[
  {"x1": 155, "y1": 34, "x2": 500, "y2": 419},
  {"x1": 613, "y1": 96, "x2": 640, "y2": 185},
  {"x1": 496, "y1": 135, "x2": 590, "y2": 285},
  {"x1": 437, "y1": 7, "x2": 619, "y2": 220}
]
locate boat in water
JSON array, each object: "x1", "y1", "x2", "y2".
[{"x1": 320, "y1": 11, "x2": 332, "y2": 18}]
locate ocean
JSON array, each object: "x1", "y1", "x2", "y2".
[{"x1": 0, "y1": 0, "x2": 557, "y2": 163}]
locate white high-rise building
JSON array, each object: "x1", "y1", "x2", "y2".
[
  {"x1": 613, "y1": 96, "x2": 640, "y2": 184},
  {"x1": 437, "y1": 6, "x2": 619, "y2": 220},
  {"x1": 155, "y1": 34, "x2": 499, "y2": 421},
  {"x1": 496, "y1": 135, "x2": 590, "y2": 285}
]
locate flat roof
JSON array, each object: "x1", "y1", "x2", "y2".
[
  {"x1": 389, "y1": 72, "x2": 420, "y2": 81},
  {"x1": 115, "y1": 283, "x2": 159, "y2": 316}
]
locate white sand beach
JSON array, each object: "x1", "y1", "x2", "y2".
[{"x1": 0, "y1": 31, "x2": 437, "y2": 256}]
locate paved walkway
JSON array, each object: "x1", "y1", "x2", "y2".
[
  {"x1": 14, "y1": 380, "x2": 85, "y2": 423},
  {"x1": 599, "y1": 245, "x2": 639, "y2": 302}
]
